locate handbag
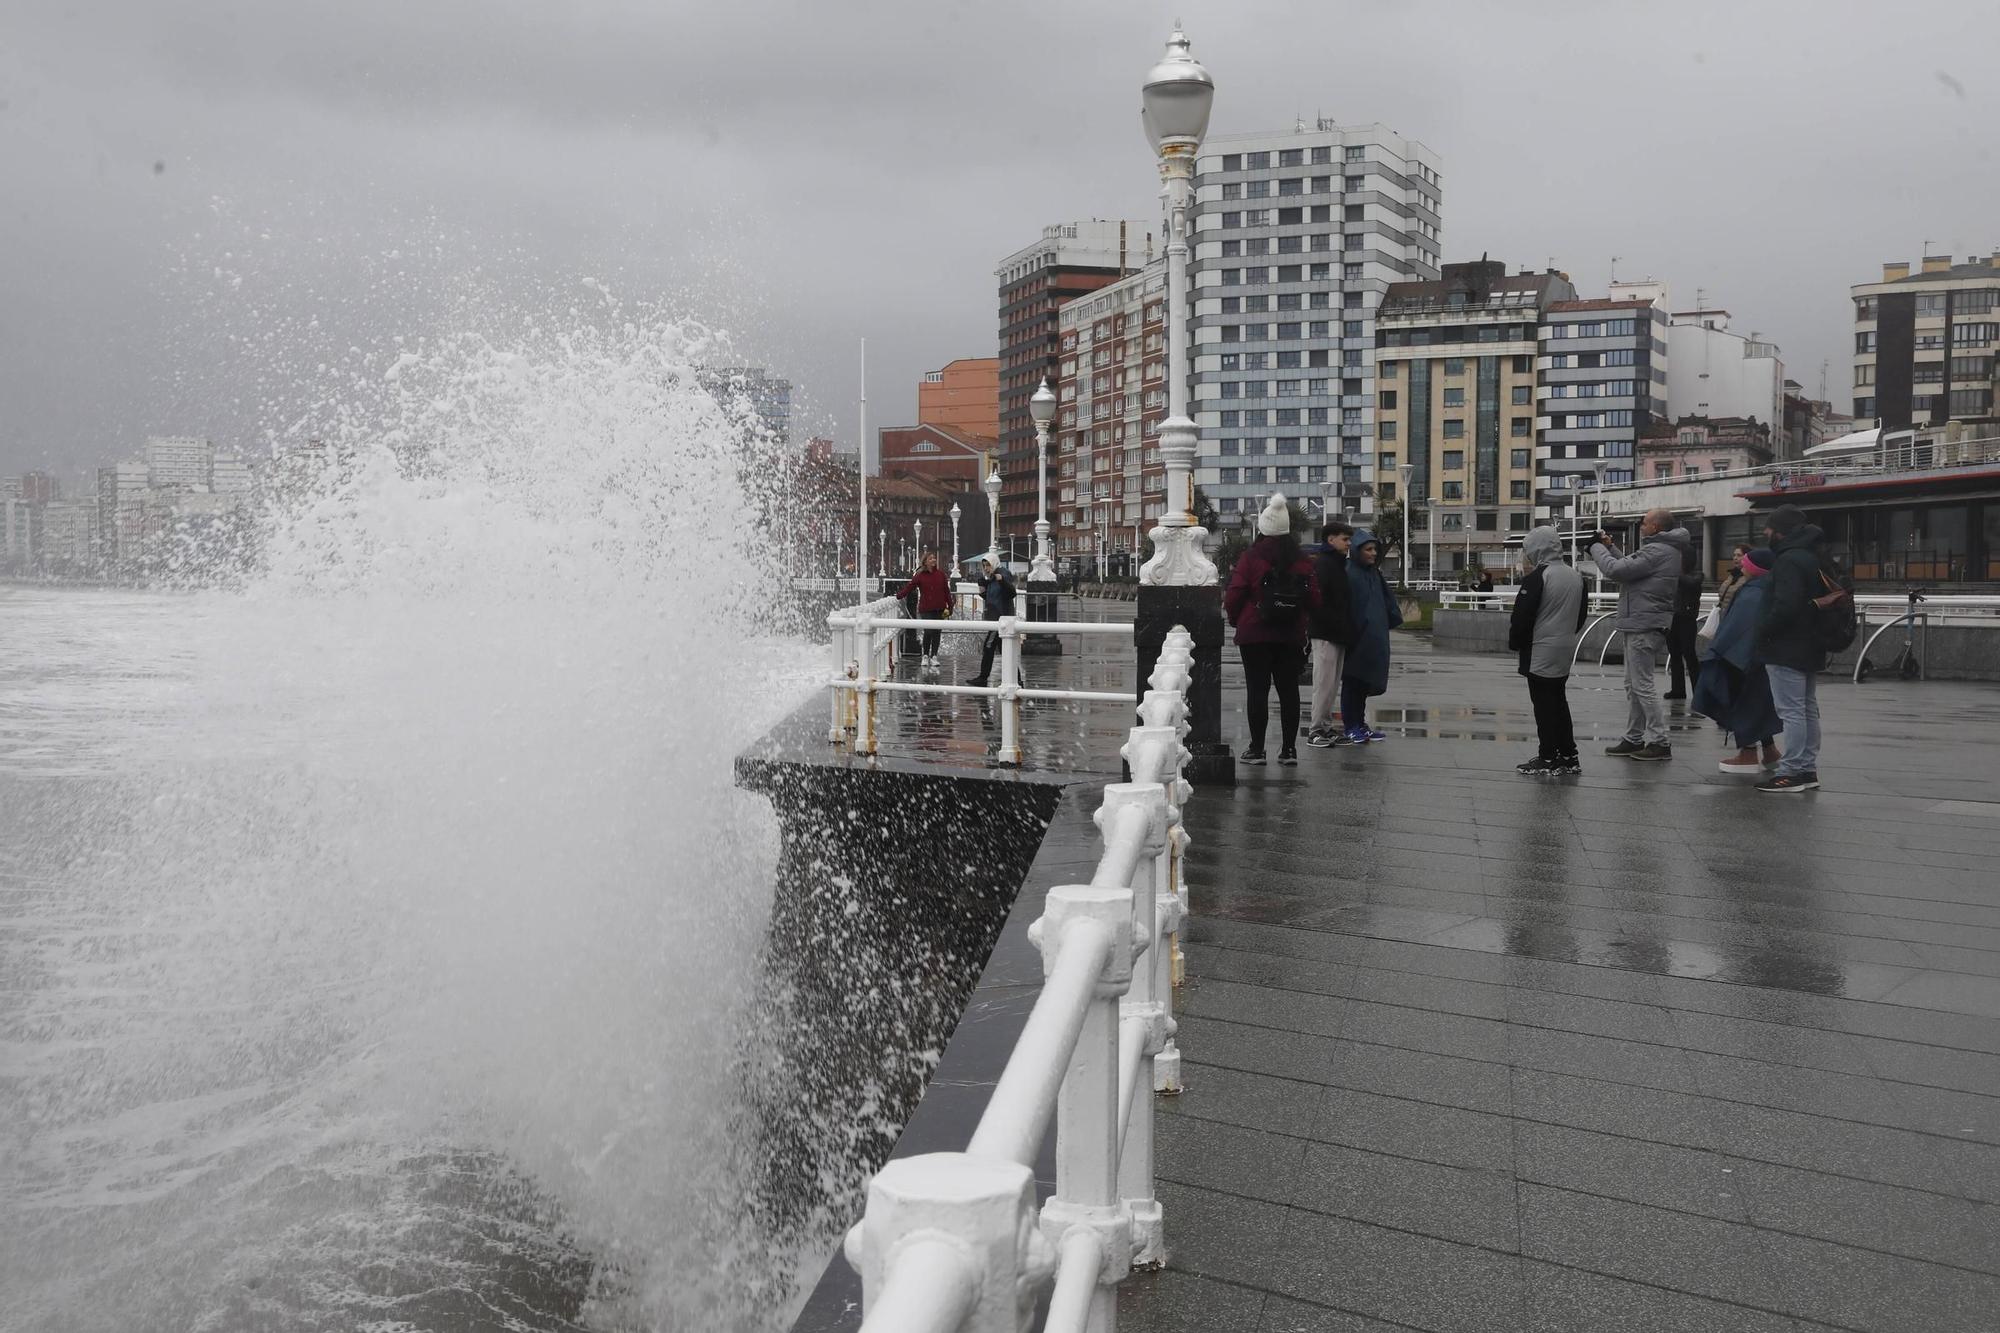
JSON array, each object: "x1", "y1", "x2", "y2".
[{"x1": 1695, "y1": 604, "x2": 1722, "y2": 646}]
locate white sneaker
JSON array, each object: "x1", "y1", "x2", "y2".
[{"x1": 1718, "y1": 757, "x2": 1763, "y2": 775}]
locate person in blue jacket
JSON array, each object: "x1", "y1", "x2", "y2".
[
  {"x1": 1336, "y1": 529, "x2": 1403, "y2": 745},
  {"x1": 1692, "y1": 546, "x2": 1784, "y2": 775}
]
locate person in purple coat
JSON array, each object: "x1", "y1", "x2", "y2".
[{"x1": 1223, "y1": 493, "x2": 1321, "y2": 766}]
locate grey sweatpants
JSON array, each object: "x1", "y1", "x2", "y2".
[
  {"x1": 1311, "y1": 639, "x2": 1346, "y2": 730},
  {"x1": 1621, "y1": 629, "x2": 1668, "y2": 745}
]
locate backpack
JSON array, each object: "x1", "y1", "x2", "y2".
[
  {"x1": 1811, "y1": 558, "x2": 1858, "y2": 653},
  {"x1": 1257, "y1": 564, "x2": 1307, "y2": 627}
]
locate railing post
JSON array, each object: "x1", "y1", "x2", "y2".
[
  {"x1": 828, "y1": 614, "x2": 848, "y2": 742},
  {"x1": 860, "y1": 619, "x2": 880, "y2": 756},
  {"x1": 1037, "y1": 883, "x2": 1136, "y2": 1333},
  {"x1": 843, "y1": 1153, "x2": 1056, "y2": 1333},
  {"x1": 1121, "y1": 727, "x2": 1190, "y2": 1101},
  {"x1": 1096, "y1": 782, "x2": 1172, "y2": 1271},
  {"x1": 998, "y1": 615, "x2": 1023, "y2": 766}
]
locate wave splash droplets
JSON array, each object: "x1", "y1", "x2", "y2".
[{"x1": 2, "y1": 301, "x2": 819, "y2": 1331}]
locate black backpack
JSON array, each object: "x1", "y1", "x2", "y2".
[
  {"x1": 1258, "y1": 565, "x2": 1306, "y2": 626},
  {"x1": 1812, "y1": 557, "x2": 1858, "y2": 653}
]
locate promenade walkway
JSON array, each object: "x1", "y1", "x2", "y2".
[{"x1": 1127, "y1": 644, "x2": 2000, "y2": 1331}]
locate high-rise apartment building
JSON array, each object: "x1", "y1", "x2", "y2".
[
  {"x1": 1189, "y1": 122, "x2": 1443, "y2": 525},
  {"x1": 699, "y1": 367, "x2": 793, "y2": 447},
  {"x1": 1535, "y1": 292, "x2": 1671, "y2": 517},
  {"x1": 996, "y1": 220, "x2": 1152, "y2": 539},
  {"x1": 917, "y1": 358, "x2": 1001, "y2": 440},
  {"x1": 1851, "y1": 254, "x2": 2000, "y2": 432},
  {"x1": 145, "y1": 436, "x2": 213, "y2": 491},
  {"x1": 1055, "y1": 259, "x2": 1169, "y2": 573},
  {"x1": 1374, "y1": 260, "x2": 1574, "y2": 575}
]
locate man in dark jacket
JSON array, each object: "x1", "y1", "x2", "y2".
[
  {"x1": 1304, "y1": 520, "x2": 1353, "y2": 747},
  {"x1": 1336, "y1": 529, "x2": 1403, "y2": 745},
  {"x1": 968, "y1": 558, "x2": 1019, "y2": 687},
  {"x1": 1664, "y1": 546, "x2": 1704, "y2": 701},
  {"x1": 1754, "y1": 505, "x2": 1832, "y2": 793}
]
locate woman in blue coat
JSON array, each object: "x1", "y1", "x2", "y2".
[
  {"x1": 1337, "y1": 529, "x2": 1403, "y2": 745},
  {"x1": 1692, "y1": 546, "x2": 1783, "y2": 775}
]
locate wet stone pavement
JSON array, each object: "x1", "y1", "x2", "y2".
[{"x1": 1128, "y1": 640, "x2": 2000, "y2": 1332}]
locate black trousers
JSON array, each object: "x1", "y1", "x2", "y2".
[
  {"x1": 1239, "y1": 641, "x2": 1305, "y2": 751},
  {"x1": 1526, "y1": 672, "x2": 1576, "y2": 759},
  {"x1": 976, "y1": 629, "x2": 1021, "y2": 684},
  {"x1": 1667, "y1": 611, "x2": 1699, "y2": 694},
  {"x1": 1341, "y1": 676, "x2": 1370, "y2": 731},
  {"x1": 919, "y1": 609, "x2": 944, "y2": 656}
]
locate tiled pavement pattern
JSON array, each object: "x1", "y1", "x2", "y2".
[{"x1": 1125, "y1": 645, "x2": 2000, "y2": 1332}]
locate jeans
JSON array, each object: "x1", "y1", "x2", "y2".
[
  {"x1": 919, "y1": 609, "x2": 945, "y2": 656},
  {"x1": 1621, "y1": 629, "x2": 1668, "y2": 745},
  {"x1": 1310, "y1": 640, "x2": 1346, "y2": 730},
  {"x1": 1239, "y1": 641, "x2": 1305, "y2": 751},
  {"x1": 1340, "y1": 676, "x2": 1370, "y2": 732},
  {"x1": 1526, "y1": 672, "x2": 1576, "y2": 760},
  {"x1": 1766, "y1": 665, "x2": 1821, "y2": 776}
]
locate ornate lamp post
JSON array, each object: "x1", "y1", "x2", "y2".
[
  {"x1": 1024, "y1": 379, "x2": 1064, "y2": 653},
  {"x1": 982, "y1": 465, "x2": 1002, "y2": 566},
  {"x1": 1397, "y1": 463, "x2": 1414, "y2": 585},
  {"x1": 1028, "y1": 379, "x2": 1058, "y2": 584},
  {"x1": 1137, "y1": 24, "x2": 1231, "y2": 783},
  {"x1": 949, "y1": 501, "x2": 962, "y2": 576}
]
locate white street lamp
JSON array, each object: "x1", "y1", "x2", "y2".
[
  {"x1": 983, "y1": 465, "x2": 1002, "y2": 566},
  {"x1": 912, "y1": 518, "x2": 921, "y2": 572},
  {"x1": 1397, "y1": 463, "x2": 1414, "y2": 586},
  {"x1": 1426, "y1": 495, "x2": 1438, "y2": 586},
  {"x1": 1138, "y1": 24, "x2": 1216, "y2": 587},
  {"x1": 1028, "y1": 378, "x2": 1058, "y2": 586},
  {"x1": 949, "y1": 500, "x2": 962, "y2": 576}
]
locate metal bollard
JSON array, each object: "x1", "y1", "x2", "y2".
[{"x1": 998, "y1": 616, "x2": 1023, "y2": 766}]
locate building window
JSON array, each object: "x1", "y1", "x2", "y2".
[
  {"x1": 1854, "y1": 296, "x2": 1876, "y2": 320},
  {"x1": 1310, "y1": 146, "x2": 1332, "y2": 164},
  {"x1": 1344, "y1": 145, "x2": 1364, "y2": 162},
  {"x1": 1654, "y1": 463, "x2": 1674, "y2": 479},
  {"x1": 1509, "y1": 480, "x2": 1529, "y2": 499},
  {"x1": 1511, "y1": 385, "x2": 1532, "y2": 405},
  {"x1": 1510, "y1": 448, "x2": 1531, "y2": 469},
  {"x1": 1378, "y1": 391, "x2": 1397, "y2": 410},
  {"x1": 1278, "y1": 148, "x2": 1303, "y2": 167},
  {"x1": 1222, "y1": 154, "x2": 1242, "y2": 170},
  {"x1": 1343, "y1": 263, "x2": 1363, "y2": 281},
  {"x1": 1221, "y1": 183, "x2": 1240, "y2": 200},
  {"x1": 1855, "y1": 331, "x2": 1876, "y2": 353},
  {"x1": 1443, "y1": 387, "x2": 1466, "y2": 407},
  {"x1": 1511, "y1": 418, "x2": 1532, "y2": 438},
  {"x1": 1917, "y1": 294, "x2": 1948, "y2": 317},
  {"x1": 1219, "y1": 411, "x2": 1240, "y2": 427},
  {"x1": 1442, "y1": 450, "x2": 1465, "y2": 470},
  {"x1": 1245, "y1": 180, "x2": 1270, "y2": 198},
  {"x1": 1246, "y1": 151, "x2": 1269, "y2": 169},
  {"x1": 1853, "y1": 363, "x2": 1874, "y2": 387},
  {"x1": 1378, "y1": 420, "x2": 1398, "y2": 441},
  {"x1": 1221, "y1": 240, "x2": 1241, "y2": 257},
  {"x1": 1442, "y1": 482, "x2": 1464, "y2": 501},
  {"x1": 1220, "y1": 468, "x2": 1239, "y2": 484},
  {"x1": 1378, "y1": 360, "x2": 1397, "y2": 379},
  {"x1": 1442, "y1": 419, "x2": 1465, "y2": 438},
  {"x1": 1952, "y1": 322, "x2": 1998, "y2": 346},
  {"x1": 1444, "y1": 358, "x2": 1465, "y2": 376},
  {"x1": 1711, "y1": 458, "x2": 1731, "y2": 474}
]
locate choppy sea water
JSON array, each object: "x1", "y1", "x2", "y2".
[{"x1": 0, "y1": 315, "x2": 833, "y2": 1331}]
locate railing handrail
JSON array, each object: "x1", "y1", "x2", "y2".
[{"x1": 844, "y1": 627, "x2": 1198, "y2": 1333}]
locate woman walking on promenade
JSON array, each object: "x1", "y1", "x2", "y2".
[
  {"x1": 1336, "y1": 529, "x2": 1402, "y2": 746},
  {"x1": 1693, "y1": 546, "x2": 1784, "y2": 775},
  {"x1": 1508, "y1": 525, "x2": 1590, "y2": 775},
  {"x1": 1224, "y1": 494, "x2": 1321, "y2": 767},
  {"x1": 894, "y1": 550, "x2": 953, "y2": 673}
]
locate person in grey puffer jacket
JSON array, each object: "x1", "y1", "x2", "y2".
[
  {"x1": 1508, "y1": 526, "x2": 1589, "y2": 774},
  {"x1": 1588, "y1": 508, "x2": 1692, "y2": 761}
]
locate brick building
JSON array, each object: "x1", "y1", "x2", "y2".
[{"x1": 917, "y1": 358, "x2": 1001, "y2": 440}]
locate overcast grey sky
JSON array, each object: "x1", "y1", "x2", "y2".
[{"x1": 3, "y1": 0, "x2": 1997, "y2": 480}]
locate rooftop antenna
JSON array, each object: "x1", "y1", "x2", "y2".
[
  {"x1": 1609, "y1": 255, "x2": 1622, "y2": 283},
  {"x1": 1695, "y1": 286, "x2": 1707, "y2": 310},
  {"x1": 1819, "y1": 358, "x2": 1828, "y2": 401}
]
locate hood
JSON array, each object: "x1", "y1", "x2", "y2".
[
  {"x1": 1776, "y1": 523, "x2": 1824, "y2": 552},
  {"x1": 1350, "y1": 528, "x2": 1380, "y2": 561},
  {"x1": 1521, "y1": 525, "x2": 1562, "y2": 567},
  {"x1": 1646, "y1": 525, "x2": 1693, "y2": 553}
]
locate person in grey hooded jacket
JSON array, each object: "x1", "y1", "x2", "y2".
[
  {"x1": 1507, "y1": 526, "x2": 1589, "y2": 774},
  {"x1": 1588, "y1": 508, "x2": 1693, "y2": 761}
]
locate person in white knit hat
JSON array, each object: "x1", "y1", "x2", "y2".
[{"x1": 1221, "y1": 493, "x2": 1321, "y2": 765}]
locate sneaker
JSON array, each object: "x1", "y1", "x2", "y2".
[
  {"x1": 1756, "y1": 772, "x2": 1819, "y2": 793},
  {"x1": 966, "y1": 677, "x2": 990, "y2": 687},
  {"x1": 1550, "y1": 754, "x2": 1583, "y2": 775},
  {"x1": 1604, "y1": 739, "x2": 1645, "y2": 758},
  {"x1": 1303, "y1": 729, "x2": 1337, "y2": 749},
  {"x1": 1278, "y1": 747, "x2": 1298, "y2": 766},
  {"x1": 1516, "y1": 756, "x2": 1560, "y2": 775},
  {"x1": 1241, "y1": 747, "x2": 1266, "y2": 766},
  {"x1": 1663, "y1": 690, "x2": 1688, "y2": 701},
  {"x1": 1718, "y1": 754, "x2": 1764, "y2": 775},
  {"x1": 1364, "y1": 727, "x2": 1387, "y2": 742},
  {"x1": 1333, "y1": 728, "x2": 1368, "y2": 747},
  {"x1": 1629, "y1": 743, "x2": 1673, "y2": 762}
]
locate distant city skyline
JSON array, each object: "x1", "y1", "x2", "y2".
[{"x1": 4, "y1": 3, "x2": 1998, "y2": 480}]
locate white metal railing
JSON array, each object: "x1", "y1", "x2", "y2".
[
  {"x1": 826, "y1": 602, "x2": 1137, "y2": 767},
  {"x1": 842, "y1": 630, "x2": 1197, "y2": 1333}
]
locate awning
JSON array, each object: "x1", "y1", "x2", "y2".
[{"x1": 1805, "y1": 427, "x2": 1880, "y2": 458}]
